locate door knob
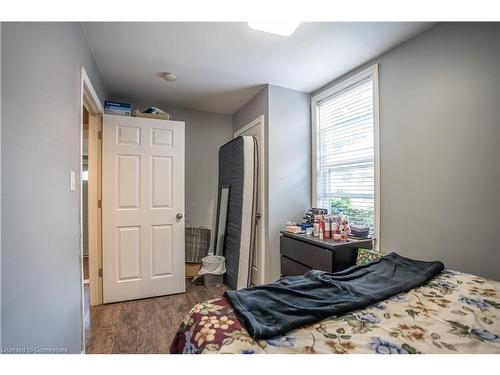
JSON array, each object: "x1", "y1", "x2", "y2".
[{"x1": 176, "y1": 213, "x2": 183, "y2": 220}]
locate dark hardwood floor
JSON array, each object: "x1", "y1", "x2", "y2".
[{"x1": 84, "y1": 280, "x2": 226, "y2": 354}]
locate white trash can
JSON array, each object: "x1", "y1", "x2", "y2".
[{"x1": 198, "y1": 255, "x2": 226, "y2": 288}]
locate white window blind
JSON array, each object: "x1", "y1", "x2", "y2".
[{"x1": 314, "y1": 75, "x2": 376, "y2": 234}]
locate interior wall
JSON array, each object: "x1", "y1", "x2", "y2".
[
  {"x1": 232, "y1": 86, "x2": 271, "y2": 280},
  {"x1": 122, "y1": 102, "x2": 234, "y2": 250},
  {"x1": 233, "y1": 85, "x2": 311, "y2": 283},
  {"x1": 1, "y1": 22, "x2": 107, "y2": 353},
  {"x1": 233, "y1": 86, "x2": 269, "y2": 134},
  {"x1": 268, "y1": 85, "x2": 311, "y2": 282},
  {"x1": 315, "y1": 22, "x2": 500, "y2": 280}
]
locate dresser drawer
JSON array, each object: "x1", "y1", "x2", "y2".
[
  {"x1": 280, "y1": 235, "x2": 333, "y2": 272},
  {"x1": 281, "y1": 256, "x2": 311, "y2": 277}
]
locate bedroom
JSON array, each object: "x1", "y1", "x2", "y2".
[{"x1": 1, "y1": 0, "x2": 499, "y2": 372}]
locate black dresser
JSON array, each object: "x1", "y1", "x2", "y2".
[{"x1": 280, "y1": 231, "x2": 373, "y2": 276}]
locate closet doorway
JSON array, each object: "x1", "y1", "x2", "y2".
[{"x1": 234, "y1": 115, "x2": 266, "y2": 286}]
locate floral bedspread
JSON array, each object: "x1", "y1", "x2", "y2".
[{"x1": 170, "y1": 270, "x2": 500, "y2": 354}]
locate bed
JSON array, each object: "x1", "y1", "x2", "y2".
[{"x1": 170, "y1": 268, "x2": 500, "y2": 354}]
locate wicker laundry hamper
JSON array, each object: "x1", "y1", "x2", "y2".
[{"x1": 185, "y1": 224, "x2": 211, "y2": 277}]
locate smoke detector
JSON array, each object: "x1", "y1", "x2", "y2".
[{"x1": 162, "y1": 72, "x2": 177, "y2": 82}]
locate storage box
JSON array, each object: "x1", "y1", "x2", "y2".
[
  {"x1": 105, "y1": 100, "x2": 131, "y2": 116},
  {"x1": 133, "y1": 110, "x2": 171, "y2": 120},
  {"x1": 350, "y1": 224, "x2": 370, "y2": 238},
  {"x1": 185, "y1": 227, "x2": 211, "y2": 263},
  {"x1": 185, "y1": 263, "x2": 202, "y2": 278}
]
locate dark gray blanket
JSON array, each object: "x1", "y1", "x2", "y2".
[{"x1": 224, "y1": 253, "x2": 444, "y2": 339}]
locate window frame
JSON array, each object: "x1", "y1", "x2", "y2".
[{"x1": 311, "y1": 64, "x2": 380, "y2": 246}]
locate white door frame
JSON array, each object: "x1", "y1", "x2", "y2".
[
  {"x1": 87, "y1": 112, "x2": 103, "y2": 307},
  {"x1": 80, "y1": 67, "x2": 104, "y2": 352},
  {"x1": 234, "y1": 115, "x2": 266, "y2": 285}
]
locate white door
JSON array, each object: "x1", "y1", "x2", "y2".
[
  {"x1": 234, "y1": 115, "x2": 266, "y2": 286},
  {"x1": 102, "y1": 114, "x2": 185, "y2": 303}
]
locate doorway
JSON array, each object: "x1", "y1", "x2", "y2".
[
  {"x1": 80, "y1": 68, "x2": 104, "y2": 352},
  {"x1": 82, "y1": 105, "x2": 90, "y2": 319},
  {"x1": 234, "y1": 115, "x2": 266, "y2": 286}
]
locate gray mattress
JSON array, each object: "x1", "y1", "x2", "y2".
[{"x1": 217, "y1": 136, "x2": 257, "y2": 290}]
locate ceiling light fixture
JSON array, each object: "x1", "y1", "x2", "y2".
[
  {"x1": 162, "y1": 72, "x2": 176, "y2": 82},
  {"x1": 248, "y1": 21, "x2": 300, "y2": 36}
]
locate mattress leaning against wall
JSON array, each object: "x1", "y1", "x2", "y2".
[{"x1": 217, "y1": 136, "x2": 258, "y2": 290}]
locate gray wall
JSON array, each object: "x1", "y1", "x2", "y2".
[
  {"x1": 232, "y1": 86, "x2": 271, "y2": 280},
  {"x1": 232, "y1": 86, "x2": 270, "y2": 221},
  {"x1": 124, "y1": 102, "x2": 234, "y2": 250},
  {"x1": 1, "y1": 23, "x2": 106, "y2": 353},
  {"x1": 233, "y1": 85, "x2": 311, "y2": 282},
  {"x1": 268, "y1": 85, "x2": 311, "y2": 282},
  {"x1": 315, "y1": 23, "x2": 500, "y2": 280},
  {"x1": 233, "y1": 85, "x2": 269, "y2": 134}
]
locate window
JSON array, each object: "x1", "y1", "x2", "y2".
[{"x1": 312, "y1": 65, "x2": 379, "y2": 238}]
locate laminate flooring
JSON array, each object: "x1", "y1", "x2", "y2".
[{"x1": 84, "y1": 280, "x2": 226, "y2": 353}]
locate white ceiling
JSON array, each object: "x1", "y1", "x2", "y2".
[{"x1": 82, "y1": 22, "x2": 435, "y2": 114}]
